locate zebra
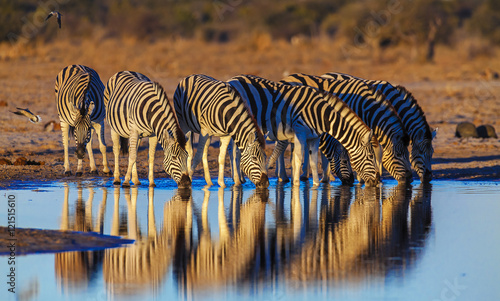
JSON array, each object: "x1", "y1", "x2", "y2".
[
  {"x1": 227, "y1": 74, "x2": 379, "y2": 187},
  {"x1": 173, "y1": 74, "x2": 269, "y2": 188},
  {"x1": 322, "y1": 72, "x2": 436, "y2": 182},
  {"x1": 55, "y1": 64, "x2": 110, "y2": 176},
  {"x1": 281, "y1": 73, "x2": 413, "y2": 183},
  {"x1": 104, "y1": 71, "x2": 191, "y2": 188},
  {"x1": 267, "y1": 136, "x2": 355, "y2": 185}
]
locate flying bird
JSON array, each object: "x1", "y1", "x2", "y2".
[
  {"x1": 11, "y1": 108, "x2": 42, "y2": 123},
  {"x1": 45, "y1": 11, "x2": 62, "y2": 28}
]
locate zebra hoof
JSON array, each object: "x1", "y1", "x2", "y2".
[
  {"x1": 64, "y1": 171, "x2": 72, "y2": 176},
  {"x1": 320, "y1": 178, "x2": 330, "y2": 184},
  {"x1": 122, "y1": 182, "x2": 130, "y2": 188},
  {"x1": 113, "y1": 181, "x2": 121, "y2": 186},
  {"x1": 278, "y1": 177, "x2": 290, "y2": 183},
  {"x1": 76, "y1": 172, "x2": 83, "y2": 177},
  {"x1": 149, "y1": 183, "x2": 156, "y2": 188},
  {"x1": 90, "y1": 170, "x2": 99, "y2": 176},
  {"x1": 103, "y1": 171, "x2": 113, "y2": 177},
  {"x1": 300, "y1": 176, "x2": 309, "y2": 182}
]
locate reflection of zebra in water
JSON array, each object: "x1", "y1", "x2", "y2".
[
  {"x1": 281, "y1": 73, "x2": 412, "y2": 183},
  {"x1": 322, "y1": 72, "x2": 437, "y2": 182},
  {"x1": 55, "y1": 64, "x2": 110, "y2": 176},
  {"x1": 228, "y1": 74, "x2": 379, "y2": 186},
  {"x1": 104, "y1": 71, "x2": 191, "y2": 187},
  {"x1": 173, "y1": 74, "x2": 268, "y2": 188}
]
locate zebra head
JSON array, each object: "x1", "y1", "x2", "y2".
[
  {"x1": 350, "y1": 130, "x2": 379, "y2": 187},
  {"x1": 240, "y1": 132, "x2": 269, "y2": 188},
  {"x1": 331, "y1": 145, "x2": 355, "y2": 186},
  {"x1": 162, "y1": 131, "x2": 191, "y2": 188},
  {"x1": 382, "y1": 133, "x2": 413, "y2": 183},
  {"x1": 73, "y1": 100, "x2": 94, "y2": 159},
  {"x1": 411, "y1": 128, "x2": 436, "y2": 182}
]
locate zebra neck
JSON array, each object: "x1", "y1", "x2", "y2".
[
  {"x1": 321, "y1": 106, "x2": 369, "y2": 150},
  {"x1": 155, "y1": 122, "x2": 174, "y2": 150},
  {"x1": 231, "y1": 128, "x2": 253, "y2": 150}
]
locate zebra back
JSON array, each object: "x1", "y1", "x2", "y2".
[
  {"x1": 105, "y1": 71, "x2": 185, "y2": 149},
  {"x1": 174, "y1": 74, "x2": 265, "y2": 150}
]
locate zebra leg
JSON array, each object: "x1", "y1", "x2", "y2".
[
  {"x1": 292, "y1": 136, "x2": 306, "y2": 186},
  {"x1": 276, "y1": 152, "x2": 289, "y2": 183},
  {"x1": 300, "y1": 144, "x2": 310, "y2": 181},
  {"x1": 185, "y1": 131, "x2": 194, "y2": 178},
  {"x1": 131, "y1": 139, "x2": 141, "y2": 186},
  {"x1": 191, "y1": 133, "x2": 210, "y2": 176},
  {"x1": 201, "y1": 136, "x2": 213, "y2": 186},
  {"x1": 93, "y1": 121, "x2": 111, "y2": 175},
  {"x1": 320, "y1": 152, "x2": 331, "y2": 183},
  {"x1": 308, "y1": 138, "x2": 320, "y2": 185},
  {"x1": 76, "y1": 154, "x2": 84, "y2": 177},
  {"x1": 218, "y1": 136, "x2": 232, "y2": 188},
  {"x1": 228, "y1": 139, "x2": 245, "y2": 185},
  {"x1": 61, "y1": 121, "x2": 72, "y2": 176},
  {"x1": 111, "y1": 130, "x2": 122, "y2": 185},
  {"x1": 375, "y1": 144, "x2": 384, "y2": 177},
  {"x1": 123, "y1": 132, "x2": 140, "y2": 187},
  {"x1": 148, "y1": 136, "x2": 158, "y2": 187},
  {"x1": 86, "y1": 130, "x2": 98, "y2": 175}
]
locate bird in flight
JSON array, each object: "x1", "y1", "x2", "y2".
[
  {"x1": 11, "y1": 108, "x2": 42, "y2": 123},
  {"x1": 45, "y1": 11, "x2": 62, "y2": 28}
]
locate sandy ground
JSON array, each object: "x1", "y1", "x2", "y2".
[
  {"x1": 0, "y1": 39, "x2": 499, "y2": 186},
  {"x1": 0, "y1": 226, "x2": 133, "y2": 255}
]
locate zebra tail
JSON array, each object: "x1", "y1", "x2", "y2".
[{"x1": 119, "y1": 136, "x2": 129, "y2": 155}]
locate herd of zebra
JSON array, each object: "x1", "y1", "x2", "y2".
[{"x1": 55, "y1": 64, "x2": 436, "y2": 188}]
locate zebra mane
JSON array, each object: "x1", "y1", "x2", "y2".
[
  {"x1": 74, "y1": 71, "x2": 92, "y2": 112},
  {"x1": 394, "y1": 85, "x2": 433, "y2": 139},
  {"x1": 152, "y1": 81, "x2": 187, "y2": 149},
  {"x1": 371, "y1": 89, "x2": 410, "y2": 145},
  {"x1": 229, "y1": 84, "x2": 266, "y2": 149}
]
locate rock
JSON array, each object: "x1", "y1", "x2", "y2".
[
  {"x1": 14, "y1": 157, "x2": 28, "y2": 165},
  {"x1": 0, "y1": 158, "x2": 12, "y2": 165},
  {"x1": 455, "y1": 122, "x2": 478, "y2": 138},
  {"x1": 477, "y1": 125, "x2": 498, "y2": 138},
  {"x1": 0, "y1": 100, "x2": 7, "y2": 107}
]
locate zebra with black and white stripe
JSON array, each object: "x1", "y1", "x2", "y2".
[
  {"x1": 281, "y1": 73, "x2": 413, "y2": 183},
  {"x1": 268, "y1": 136, "x2": 354, "y2": 185},
  {"x1": 173, "y1": 74, "x2": 269, "y2": 188},
  {"x1": 228, "y1": 74, "x2": 379, "y2": 187},
  {"x1": 104, "y1": 71, "x2": 191, "y2": 188},
  {"x1": 55, "y1": 64, "x2": 110, "y2": 176},
  {"x1": 322, "y1": 72, "x2": 436, "y2": 182}
]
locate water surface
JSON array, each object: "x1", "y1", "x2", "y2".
[{"x1": 1, "y1": 179, "x2": 499, "y2": 300}]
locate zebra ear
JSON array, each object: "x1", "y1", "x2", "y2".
[
  {"x1": 185, "y1": 131, "x2": 191, "y2": 141},
  {"x1": 432, "y1": 128, "x2": 438, "y2": 139},
  {"x1": 362, "y1": 130, "x2": 373, "y2": 146},
  {"x1": 86, "y1": 101, "x2": 95, "y2": 117},
  {"x1": 164, "y1": 129, "x2": 174, "y2": 144}
]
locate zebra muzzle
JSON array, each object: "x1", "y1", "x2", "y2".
[
  {"x1": 256, "y1": 173, "x2": 269, "y2": 188},
  {"x1": 178, "y1": 173, "x2": 191, "y2": 188},
  {"x1": 75, "y1": 146, "x2": 86, "y2": 159}
]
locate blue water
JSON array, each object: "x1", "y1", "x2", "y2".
[{"x1": 1, "y1": 179, "x2": 499, "y2": 301}]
